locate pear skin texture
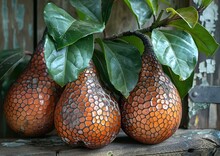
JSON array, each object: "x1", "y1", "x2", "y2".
[
  {"x1": 4, "y1": 40, "x2": 62, "y2": 137},
  {"x1": 54, "y1": 62, "x2": 121, "y2": 149},
  {"x1": 121, "y1": 51, "x2": 182, "y2": 144}
]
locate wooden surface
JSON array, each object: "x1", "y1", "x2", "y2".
[
  {"x1": 0, "y1": 0, "x2": 34, "y2": 138},
  {"x1": 0, "y1": 0, "x2": 33, "y2": 50},
  {"x1": 188, "y1": 0, "x2": 220, "y2": 129},
  {"x1": 0, "y1": 129, "x2": 220, "y2": 156}
]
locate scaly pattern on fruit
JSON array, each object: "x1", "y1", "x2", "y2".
[
  {"x1": 54, "y1": 61, "x2": 121, "y2": 149},
  {"x1": 4, "y1": 38, "x2": 62, "y2": 137},
  {"x1": 121, "y1": 34, "x2": 182, "y2": 144}
]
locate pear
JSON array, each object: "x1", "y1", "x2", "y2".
[
  {"x1": 4, "y1": 35, "x2": 62, "y2": 137},
  {"x1": 121, "y1": 34, "x2": 182, "y2": 144},
  {"x1": 54, "y1": 61, "x2": 121, "y2": 149}
]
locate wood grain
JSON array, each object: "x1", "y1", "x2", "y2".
[
  {"x1": 0, "y1": 0, "x2": 33, "y2": 51},
  {"x1": 0, "y1": 129, "x2": 220, "y2": 156},
  {"x1": 0, "y1": 0, "x2": 34, "y2": 138},
  {"x1": 188, "y1": 0, "x2": 220, "y2": 129}
]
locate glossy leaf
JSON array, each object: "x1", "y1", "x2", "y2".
[
  {"x1": 1, "y1": 61, "x2": 28, "y2": 94},
  {"x1": 166, "y1": 7, "x2": 198, "y2": 28},
  {"x1": 44, "y1": 35, "x2": 94, "y2": 87},
  {"x1": 145, "y1": 0, "x2": 158, "y2": 15},
  {"x1": 168, "y1": 19, "x2": 219, "y2": 56},
  {"x1": 44, "y1": 3, "x2": 74, "y2": 42},
  {"x1": 194, "y1": 0, "x2": 213, "y2": 9},
  {"x1": 120, "y1": 35, "x2": 144, "y2": 54},
  {"x1": 92, "y1": 50, "x2": 120, "y2": 94},
  {"x1": 93, "y1": 50, "x2": 112, "y2": 88},
  {"x1": 102, "y1": 0, "x2": 114, "y2": 24},
  {"x1": 44, "y1": 3, "x2": 104, "y2": 50},
  {"x1": 0, "y1": 49, "x2": 30, "y2": 81},
  {"x1": 162, "y1": 66, "x2": 194, "y2": 99},
  {"x1": 93, "y1": 49, "x2": 122, "y2": 100},
  {"x1": 123, "y1": 0, "x2": 153, "y2": 27},
  {"x1": 55, "y1": 20, "x2": 103, "y2": 50},
  {"x1": 201, "y1": 0, "x2": 213, "y2": 8},
  {"x1": 152, "y1": 29, "x2": 198, "y2": 81},
  {"x1": 98, "y1": 39, "x2": 141, "y2": 98},
  {"x1": 70, "y1": 0, "x2": 102, "y2": 23}
]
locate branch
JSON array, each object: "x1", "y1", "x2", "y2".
[{"x1": 105, "y1": 16, "x2": 172, "y2": 41}]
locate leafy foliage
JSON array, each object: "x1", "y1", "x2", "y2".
[
  {"x1": 152, "y1": 29, "x2": 198, "y2": 81},
  {"x1": 166, "y1": 7, "x2": 198, "y2": 28},
  {"x1": 123, "y1": 0, "x2": 153, "y2": 27},
  {"x1": 120, "y1": 35, "x2": 144, "y2": 54},
  {"x1": 146, "y1": 0, "x2": 159, "y2": 15},
  {"x1": 42, "y1": 0, "x2": 219, "y2": 98},
  {"x1": 0, "y1": 49, "x2": 30, "y2": 102},
  {"x1": 168, "y1": 19, "x2": 219, "y2": 56},
  {"x1": 70, "y1": 0, "x2": 103, "y2": 23},
  {"x1": 98, "y1": 39, "x2": 141, "y2": 98},
  {"x1": 162, "y1": 66, "x2": 194, "y2": 98},
  {"x1": 44, "y1": 3, "x2": 104, "y2": 50},
  {"x1": 92, "y1": 50, "x2": 112, "y2": 89},
  {"x1": 101, "y1": 0, "x2": 114, "y2": 24},
  {"x1": 44, "y1": 35, "x2": 94, "y2": 87},
  {"x1": 1, "y1": 0, "x2": 219, "y2": 99},
  {"x1": 0, "y1": 49, "x2": 30, "y2": 81},
  {"x1": 194, "y1": 0, "x2": 213, "y2": 9}
]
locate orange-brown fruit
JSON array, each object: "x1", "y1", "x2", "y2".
[
  {"x1": 54, "y1": 61, "x2": 121, "y2": 149},
  {"x1": 120, "y1": 34, "x2": 182, "y2": 144},
  {"x1": 4, "y1": 35, "x2": 62, "y2": 137}
]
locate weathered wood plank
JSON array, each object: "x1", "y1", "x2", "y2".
[
  {"x1": 188, "y1": 0, "x2": 220, "y2": 129},
  {"x1": 0, "y1": 129, "x2": 220, "y2": 156},
  {"x1": 0, "y1": 0, "x2": 34, "y2": 51},
  {"x1": 213, "y1": 0, "x2": 220, "y2": 130},
  {"x1": 0, "y1": 0, "x2": 34, "y2": 138}
]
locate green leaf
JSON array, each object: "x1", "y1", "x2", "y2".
[
  {"x1": 145, "y1": 0, "x2": 158, "y2": 15},
  {"x1": 70, "y1": 0, "x2": 102, "y2": 23},
  {"x1": 159, "y1": 0, "x2": 172, "y2": 6},
  {"x1": 123, "y1": 0, "x2": 153, "y2": 27},
  {"x1": 120, "y1": 35, "x2": 144, "y2": 54},
  {"x1": 44, "y1": 3, "x2": 104, "y2": 50},
  {"x1": 168, "y1": 19, "x2": 219, "y2": 56},
  {"x1": 201, "y1": 0, "x2": 213, "y2": 8},
  {"x1": 162, "y1": 66, "x2": 194, "y2": 99},
  {"x1": 101, "y1": 0, "x2": 114, "y2": 24},
  {"x1": 98, "y1": 39, "x2": 141, "y2": 98},
  {"x1": 152, "y1": 29, "x2": 198, "y2": 81},
  {"x1": 93, "y1": 49, "x2": 122, "y2": 100},
  {"x1": 194, "y1": 0, "x2": 213, "y2": 9},
  {"x1": 0, "y1": 49, "x2": 30, "y2": 81},
  {"x1": 166, "y1": 7, "x2": 198, "y2": 28},
  {"x1": 55, "y1": 20, "x2": 103, "y2": 50},
  {"x1": 1, "y1": 61, "x2": 28, "y2": 96},
  {"x1": 44, "y1": 34, "x2": 94, "y2": 87},
  {"x1": 44, "y1": 3, "x2": 74, "y2": 41},
  {"x1": 93, "y1": 50, "x2": 112, "y2": 89},
  {"x1": 92, "y1": 49, "x2": 120, "y2": 93}
]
